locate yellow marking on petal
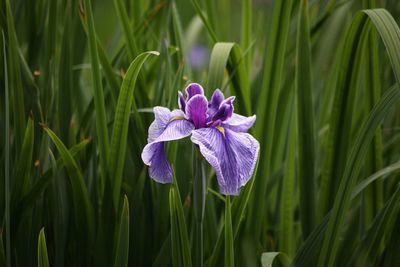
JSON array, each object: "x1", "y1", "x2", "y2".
[
  {"x1": 170, "y1": 116, "x2": 185, "y2": 122},
  {"x1": 215, "y1": 126, "x2": 225, "y2": 137}
]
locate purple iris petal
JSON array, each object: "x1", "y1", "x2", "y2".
[
  {"x1": 142, "y1": 107, "x2": 195, "y2": 183},
  {"x1": 186, "y1": 94, "x2": 208, "y2": 129},
  {"x1": 223, "y1": 114, "x2": 256, "y2": 132},
  {"x1": 185, "y1": 83, "x2": 204, "y2": 100},
  {"x1": 178, "y1": 91, "x2": 186, "y2": 112},
  {"x1": 142, "y1": 86, "x2": 259, "y2": 196},
  {"x1": 147, "y1": 107, "x2": 185, "y2": 142},
  {"x1": 191, "y1": 127, "x2": 259, "y2": 195},
  {"x1": 208, "y1": 89, "x2": 225, "y2": 117},
  {"x1": 213, "y1": 97, "x2": 235, "y2": 121}
]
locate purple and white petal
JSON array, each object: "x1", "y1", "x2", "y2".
[
  {"x1": 148, "y1": 107, "x2": 186, "y2": 142},
  {"x1": 191, "y1": 127, "x2": 240, "y2": 195},
  {"x1": 208, "y1": 89, "x2": 225, "y2": 117},
  {"x1": 212, "y1": 99, "x2": 234, "y2": 122},
  {"x1": 185, "y1": 83, "x2": 204, "y2": 100},
  {"x1": 142, "y1": 143, "x2": 172, "y2": 183},
  {"x1": 142, "y1": 109, "x2": 195, "y2": 183},
  {"x1": 178, "y1": 91, "x2": 186, "y2": 112},
  {"x1": 191, "y1": 127, "x2": 259, "y2": 194},
  {"x1": 223, "y1": 114, "x2": 256, "y2": 133},
  {"x1": 226, "y1": 129, "x2": 259, "y2": 186},
  {"x1": 186, "y1": 94, "x2": 208, "y2": 129}
]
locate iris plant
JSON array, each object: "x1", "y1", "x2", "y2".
[{"x1": 141, "y1": 83, "x2": 259, "y2": 195}]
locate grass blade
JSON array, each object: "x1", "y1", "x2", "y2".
[
  {"x1": 113, "y1": 0, "x2": 137, "y2": 60},
  {"x1": 207, "y1": 42, "x2": 251, "y2": 115},
  {"x1": 261, "y1": 252, "x2": 290, "y2": 267},
  {"x1": 190, "y1": 0, "x2": 218, "y2": 43},
  {"x1": 241, "y1": 0, "x2": 252, "y2": 71},
  {"x1": 5, "y1": 0, "x2": 26, "y2": 152},
  {"x1": 83, "y1": 0, "x2": 111, "y2": 190},
  {"x1": 318, "y1": 9, "x2": 400, "y2": 267},
  {"x1": 37, "y1": 228, "x2": 49, "y2": 267},
  {"x1": 225, "y1": 196, "x2": 234, "y2": 267},
  {"x1": 296, "y1": 0, "x2": 316, "y2": 238},
  {"x1": 109, "y1": 51, "x2": 159, "y2": 209},
  {"x1": 249, "y1": 0, "x2": 293, "y2": 240},
  {"x1": 42, "y1": 125, "x2": 95, "y2": 257},
  {"x1": 170, "y1": 177, "x2": 192, "y2": 267},
  {"x1": 114, "y1": 195, "x2": 130, "y2": 267},
  {"x1": 2, "y1": 29, "x2": 11, "y2": 267},
  {"x1": 279, "y1": 112, "x2": 296, "y2": 257},
  {"x1": 11, "y1": 114, "x2": 34, "y2": 211}
]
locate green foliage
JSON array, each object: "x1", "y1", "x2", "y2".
[
  {"x1": 1, "y1": 0, "x2": 400, "y2": 266},
  {"x1": 37, "y1": 228, "x2": 49, "y2": 267}
]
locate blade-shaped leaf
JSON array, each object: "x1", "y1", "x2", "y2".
[{"x1": 109, "y1": 51, "x2": 159, "y2": 210}]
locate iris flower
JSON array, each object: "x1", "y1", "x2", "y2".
[{"x1": 141, "y1": 83, "x2": 259, "y2": 195}]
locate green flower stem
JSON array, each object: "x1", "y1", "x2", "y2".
[{"x1": 192, "y1": 145, "x2": 206, "y2": 267}]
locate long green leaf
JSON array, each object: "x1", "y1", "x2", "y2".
[
  {"x1": 170, "y1": 178, "x2": 192, "y2": 267},
  {"x1": 207, "y1": 161, "x2": 259, "y2": 267},
  {"x1": 42, "y1": 126, "x2": 95, "y2": 252},
  {"x1": 318, "y1": 9, "x2": 400, "y2": 267},
  {"x1": 11, "y1": 114, "x2": 34, "y2": 211},
  {"x1": 261, "y1": 252, "x2": 290, "y2": 267},
  {"x1": 362, "y1": 0, "x2": 383, "y2": 227},
  {"x1": 292, "y1": 84, "x2": 400, "y2": 267},
  {"x1": 207, "y1": 42, "x2": 251, "y2": 115},
  {"x1": 296, "y1": 0, "x2": 316, "y2": 238},
  {"x1": 318, "y1": 6, "x2": 369, "y2": 218},
  {"x1": 249, "y1": 0, "x2": 293, "y2": 240},
  {"x1": 190, "y1": 0, "x2": 218, "y2": 43},
  {"x1": 114, "y1": 0, "x2": 138, "y2": 60},
  {"x1": 2, "y1": 29, "x2": 11, "y2": 267},
  {"x1": 225, "y1": 196, "x2": 234, "y2": 267},
  {"x1": 279, "y1": 112, "x2": 296, "y2": 257},
  {"x1": 16, "y1": 138, "x2": 92, "y2": 216},
  {"x1": 5, "y1": 0, "x2": 26, "y2": 152},
  {"x1": 349, "y1": 184, "x2": 400, "y2": 266},
  {"x1": 37, "y1": 228, "x2": 49, "y2": 267},
  {"x1": 114, "y1": 195, "x2": 130, "y2": 267},
  {"x1": 83, "y1": 0, "x2": 110, "y2": 191},
  {"x1": 109, "y1": 51, "x2": 159, "y2": 209},
  {"x1": 0, "y1": 232, "x2": 5, "y2": 267}
]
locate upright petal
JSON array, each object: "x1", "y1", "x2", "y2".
[
  {"x1": 142, "y1": 109, "x2": 195, "y2": 183},
  {"x1": 208, "y1": 89, "x2": 225, "y2": 116},
  {"x1": 186, "y1": 94, "x2": 208, "y2": 129},
  {"x1": 212, "y1": 96, "x2": 235, "y2": 122},
  {"x1": 191, "y1": 127, "x2": 259, "y2": 195},
  {"x1": 185, "y1": 83, "x2": 204, "y2": 100},
  {"x1": 178, "y1": 91, "x2": 186, "y2": 112},
  {"x1": 223, "y1": 114, "x2": 256, "y2": 133}
]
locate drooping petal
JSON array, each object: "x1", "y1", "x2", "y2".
[
  {"x1": 223, "y1": 114, "x2": 256, "y2": 133},
  {"x1": 142, "y1": 143, "x2": 172, "y2": 183},
  {"x1": 142, "y1": 108, "x2": 195, "y2": 183},
  {"x1": 191, "y1": 127, "x2": 259, "y2": 195},
  {"x1": 227, "y1": 129, "x2": 259, "y2": 186},
  {"x1": 178, "y1": 91, "x2": 186, "y2": 112},
  {"x1": 208, "y1": 89, "x2": 225, "y2": 116},
  {"x1": 185, "y1": 83, "x2": 204, "y2": 100},
  {"x1": 148, "y1": 107, "x2": 185, "y2": 142},
  {"x1": 186, "y1": 94, "x2": 208, "y2": 129}
]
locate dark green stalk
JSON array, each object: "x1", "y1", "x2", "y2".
[
  {"x1": 192, "y1": 146, "x2": 206, "y2": 267},
  {"x1": 2, "y1": 30, "x2": 11, "y2": 267},
  {"x1": 83, "y1": 0, "x2": 110, "y2": 197},
  {"x1": 225, "y1": 196, "x2": 234, "y2": 267}
]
